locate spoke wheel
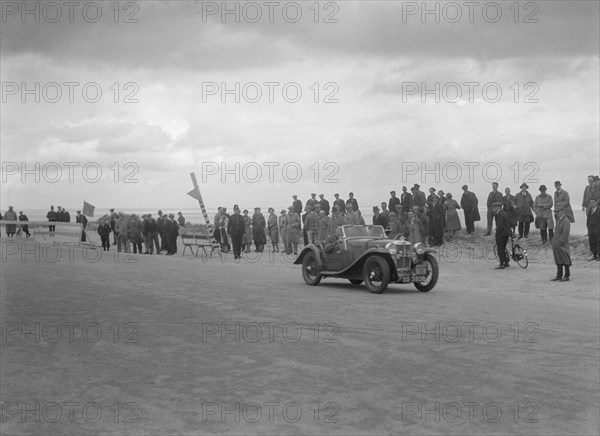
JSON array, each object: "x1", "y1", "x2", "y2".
[
  {"x1": 363, "y1": 255, "x2": 390, "y2": 294},
  {"x1": 514, "y1": 245, "x2": 529, "y2": 269},
  {"x1": 414, "y1": 254, "x2": 439, "y2": 292},
  {"x1": 302, "y1": 252, "x2": 322, "y2": 286}
]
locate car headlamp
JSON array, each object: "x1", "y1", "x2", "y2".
[
  {"x1": 385, "y1": 242, "x2": 398, "y2": 255},
  {"x1": 414, "y1": 242, "x2": 425, "y2": 255}
]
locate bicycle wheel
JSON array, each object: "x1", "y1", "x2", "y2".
[{"x1": 513, "y1": 245, "x2": 528, "y2": 268}]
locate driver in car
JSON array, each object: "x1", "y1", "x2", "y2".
[{"x1": 324, "y1": 226, "x2": 343, "y2": 254}]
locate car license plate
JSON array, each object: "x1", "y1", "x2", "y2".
[{"x1": 415, "y1": 265, "x2": 428, "y2": 275}]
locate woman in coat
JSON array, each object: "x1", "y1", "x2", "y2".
[
  {"x1": 444, "y1": 193, "x2": 461, "y2": 238},
  {"x1": 242, "y1": 210, "x2": 253, "y2": 253},
  {"x1": 515, "y1": 183, "x2": 534, "y2": 238},
  {"x1": 551, "y1": 209, "x2": 572, "y2": 281}
]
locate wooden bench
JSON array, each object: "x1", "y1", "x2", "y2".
[{"x1": 181, "y1": 234, "x2": 221, "y2": 258}]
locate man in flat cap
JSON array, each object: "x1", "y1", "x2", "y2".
[
  {"x1": 554, "y1": 181, "x2": 575, "y2": 223},
  {"x1": 534, "y1": 185, "x2": 554, "y2": 244},
  {"x1": 388, "y1": 190, "x2": 400, "y2": 213},
  {"x1": 333, "y1": 193, "x2": 345, "y2": 214},
  {"x1": 485, "y1": 182, "x2": 504, "y2": 236},
  {"x1": 318, "y1": 194, "x2": 330, "y2": 216},
  {"x1": 227, "y1": 205, "x2": 246, "y2": 260},
  {"x1": 346, "y1": 192, "x2": 359, "y2": 212},
  {"x1": 400, "y1": 186, "x2": 412, "y2": 223},
  {"x1": 493, "y1": 201, "x2": 512, "y2": 269},
  {"x1": 306, "y1": 193, "x2": 318, "y2": 211},
  {"x1": 460, "y1": 185, "x2": 479, "y2": 234},
  {"x1": 410, "y1": 184, "x2": 426, "y2": 211}
]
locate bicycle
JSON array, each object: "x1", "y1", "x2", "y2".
[{"x1": 493, "y1": 234, "x2": 529, "y2": 269}]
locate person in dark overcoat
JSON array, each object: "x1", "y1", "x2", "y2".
[
  {"x1": 493, "y1": 202, "x2": 512, "y2": 269},
  {"x1": 460, "y1": 185, "x2": 478, "y2": 234},
  {"x1": 586, "y1": 199, "x2": 600, "y2": 261},
  {"x1": 228, "y1": 205, "x2": 246, "y2": 260},
  {"x1": 76, "y1": 210, "x2": 88, "y2": 242},
  {"x1": 252, "y1": 208, "x2": 267, "y2": 252},
  {"x1": 97, "y1": 219, "x2": 112, "y2": 251},
  {"x1": 515, "y1": 183, "x2": 534, "y2": 238},
  {"x1": 551, "y1": 209, "x2": 572, "y2": 281},
  {"x1": 429, "y1": 196, "x2": 445, "y2": 246}
]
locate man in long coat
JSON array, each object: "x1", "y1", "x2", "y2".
[
  {"x1": 333, "y1": 194, "x2": 346, "y2": 214},
  {"x1": 554, "y1": 181, "x2": 575, "y2": 223},
  {"x1": 534, "y1": 185, "x2": 554, "y2": 244},
  {"x1": 400, "y1": 186, "x2": 412, "y2": 223},
  {"x1": 586, "y1": 199, "x2": 600, "y2": 261},
  {"x1": 551, "y1": 208, "x2": 572, "y2": 281},
  {"x1": 228, "y1": 205, "x2": 246, "y2": 260},
  {"x1": 252, "y1": 208, "x2": 267, "y2": 252},
  {"x1": 267, "y1": 207, "x2": 280, "y2": 252},
  {"x1": 284, "y1": 206, "x2": 301, "y2": 255},
  {"x1": 460, "y1": 185, "x2": 478, "y2": 234},
  {"x1": 515, "y1": 183, "x2": 534, "y2": 238},
  {"x1": 4, "y1": 206, "x2": 18, "y2": 237},
  {"x1": 76, "y1": 210, "x2": 88, "y2": 242},
  {"x1": 429, "y1": 196, "x2": 445, "y2": 246},
  {"x1": 388, "y1": 191, "x2": 400, "y2": 213}
]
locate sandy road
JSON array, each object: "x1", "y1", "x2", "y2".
[{"x1": 1, "y1": 238, "x2": 598, "y2": 435}]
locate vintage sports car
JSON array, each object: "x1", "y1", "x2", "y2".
[{"x1": 294, "y1": 225, "x2": 439, "y2": 294}]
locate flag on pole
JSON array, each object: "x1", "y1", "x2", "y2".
[{"x1": 83, "y1": 201, "x2": 95, "y2": 217}]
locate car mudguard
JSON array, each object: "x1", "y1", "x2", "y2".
[{"x1": 293, "y1": 244, "x2": 324, "y2": 268}]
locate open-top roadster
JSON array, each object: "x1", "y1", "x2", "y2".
[{"x1": 293, "y1": 225, "x2": 439, "y2": 294}]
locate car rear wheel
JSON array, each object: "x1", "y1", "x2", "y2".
[
  {"x1": 348, "y1": 279, "x2": 363, "y2": 285},
  {"x1": 302, "y1": 251, "x2": 321, "y2": 286},
  {"x1": 414, "y1": 253, "x2": 439, "y2": 292},
  {"x1": 363, "y1": 255, "x2": 390, "y2": 294}
]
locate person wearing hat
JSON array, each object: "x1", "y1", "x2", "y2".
[
  {"x1": 241, "y1": 209, "x2": 253, "y2": 253},
  {"x1": 292, "y1": 195, "x2": 303, "y2": 216},
  {"x1": 252, "y1": 207, "x2": 267, "y2": 252},
  {"x1": 3, "y1": 206, "x2": 17, "y2": 237},
  {"x1": 372, "y1": 206, "x2": 385, "y2": 226},
  {"x1": 227, "y1": 205, "x2": 246, "y2": 260},
  {"x1": 551, "y1": 207, "x2": 572, "y2": 281},
  {"x1": 284, "y1": 205, "x2": 301, "y2": 255},
  {"x1": 502, "y1": 188, "x2": 517, "y2": 233},
  {"x1": 388, "y1": 190, "x2": 400, "y2": 213},
  {"x1": 142, "y1": 213, "x2": 159, "y2": 254},
  {"x1": 485, "y1": 182, "x2": 504, "y2": 236},
  {"x1": 16, "y1": 211, "x2": 30, "y2": 237},
  {"x1": 582, "y1": 175, "x2": 596, "y2": 212},
  {"x1": 108, "y1": 209, "x2": 118, "y2": 244},
  {"x1": 177, "y1": 211, "x2": 186, "y2": 231},
  {"x1": 343, "y1": 202, "x2": 362, "y2": 225},
  {"x1": 492, "y1": 201, "x2": 512, "y2": 269},
  {"x1": 115, "y1": 212, "x2": 130, "y2": 253},
  {"x1": 278, "y1": 209, "x2": 287, "y2": 250},
  {"x1": 534, "y1": 185, "x2": 554, "y2": 244},
  {"x1": 333, "y1": 193, "x2": 345, "y2": 214},
  {"x1": 128, "y1": 213, "x2": 144, "y2": 254},
  {"x1": 346, "y1": 192, "x2": 359, "y2": 212},
  {"x1": 400, "y1": 186, "x2": 412, "y2": 223},
  {"x1": 304, "y1": 205, "x2": 319, "y2": 244},
  {"x1": 460, "y1": 185, "x2": 479, "y2": 234},
  {"x1": 585, "y1": 199, "x2": 600, "y2": 261},
  {"x1": 163, "y1": 213, "x2": 179, "y2": 255},
  {"x1": 410, "y1": 184, "x2": 426, "y2": 211},
  {"x1": 306, "y1": 193, "x2": 318, "y2": 211},
  {"x1": 97, "y1": 218, "x2": 112, "y2": 251},
  {"x1": 429, "y1": 196, "x2": 445, "y2": 246},
  {"x1": 317, "y1": 194, "x2": 330, "y2": 216},
  {"x1": 330, "y1": 205, "x2": 344, "y2": 234},
  {"x1": 515, "y1": 183, "x2": 534, "y2": 238},
  {"x1": 444, "y1": 193, "x2": 461, "y2": 238},
  {"x1": 76, "y1": 210, "x2": 88, "y2": 242},
  {"x1": 426, "y1": 187, "x2": 438, "y2": 211},
  {"x1": 553, "y1": 181, "x2": 575, "y2": 223},
  {"x1": 47, "y1": 205, "x2": 57, "y2": 237},
  {"x1": 267, "y1": 207, "x2": 280, "y2": 252}
]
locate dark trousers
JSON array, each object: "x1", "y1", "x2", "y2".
[
  {"x1": 496, "y1": 234, "x2": 509, "y2": 266},
  {"x1": 589, "y1": 226, "x2": 600, "y2": 257},
  {"x1": 100, "y1": 235, "x2": 110, "y2": 251},
  {"x1": 555, "y1": 264, "x2": 571, "y2": 278},
  {"x1": 486, "y1": 208, "x2": 494, "y2": 234},
  {"x1": 540, "y1": 228, "x2": 554, "y2": 243},
  {"x1": 464, "y1": 209, "x2": 475, "y2": 233},
  {"x1": 80, "y1": 229, "x2": 87, "y2": 242},
  {"x1": 518, "y1": 221, "x2": 531, "y2": 237},
  {"x1": 231, "y1": 233, "x2": 243, "y2": 259}
]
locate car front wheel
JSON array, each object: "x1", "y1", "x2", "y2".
[
  {"x1": 414, "y1": 253, "x2": 439, "y2": 292},
  {"x1": 363, "y1": 255, "x2": 390, "y2": 294},
  {"x1": 302, "y1": 251, "x2": 322, "y2": 286}
]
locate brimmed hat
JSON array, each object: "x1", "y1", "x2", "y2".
[
  {"x1": 429, "y1": 187, "x2": 436, "y2": 192},
  {"x1": 520, "y1": 183, "x2": 529, "y2": 189},
  {"x1": 539, "y1": 185, "x2": 547, "y2": 191},
  {"x1": 319, "y1": 194, "x2": 324, "y2": 197},
  {"x1": 390, "y1": 190, "x2": 396, "y2": 194},
  {"x1": 413, "y1": 183, "x2": 420, "y2": 189},
  {"x1": 554, "y1": 180, "x2": 562, "y2": 186}
]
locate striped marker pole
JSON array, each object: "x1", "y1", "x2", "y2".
[{"x1": 187, "y1": 172, "x2": 213, "y2": 233}]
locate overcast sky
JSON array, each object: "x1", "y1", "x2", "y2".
[{"x1": 1, "y1": 0, "x2": 599, "y2": 213}]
